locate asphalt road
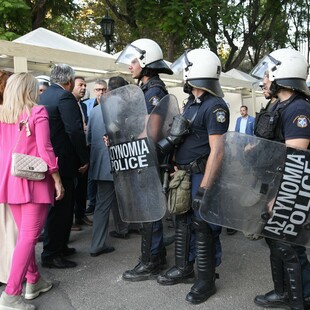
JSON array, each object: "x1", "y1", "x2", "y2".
[{"x1": 1, "y1": 216, "x2": 298, "y2": 310}]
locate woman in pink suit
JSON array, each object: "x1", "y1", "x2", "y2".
[{"x1": 0, "y1": 73, "x2": 64, "y2": 310}]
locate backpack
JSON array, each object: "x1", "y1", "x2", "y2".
[
  {"x1": 254, "y1": 108, "x2": 283, "y2": 140},
  {"x1": 254, "y1": 96, "x2": 298, "y2": 141}
]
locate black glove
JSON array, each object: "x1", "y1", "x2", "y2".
[{"x1": 192, "y1": 187, "x2": 205, "y2": 209}]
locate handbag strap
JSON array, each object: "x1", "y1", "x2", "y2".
[{"x1": 12, "y1": 116, "x2": 30, "y2": 153}]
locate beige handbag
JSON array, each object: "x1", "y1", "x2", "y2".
[{"x1": 11, "y1": 117, "x2": 48, "y2": 181}]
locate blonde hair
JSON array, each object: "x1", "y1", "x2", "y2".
[{"x1": 0, "y1": 72, "x2": 39, "y2": 123}]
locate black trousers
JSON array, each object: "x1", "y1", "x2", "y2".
[
  {"x1": 41, "y1": 177, "x2": 75, "y2": 260},
  {"x1": 74, "y1": 171, "x2": 88, "y2": 219}
]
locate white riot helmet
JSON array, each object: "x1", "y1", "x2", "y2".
[
  {"x1": 115, "y1": 38, "x2": 173, "y2": 75},
  {"x1": 251, "y1": 48, "x2": 310, "y2": 97},
  {"x1": 36, "y1": 75, "x2": 50, "y2": 87},
  {"x1": 171, "y1": 49, "x2": 224, "y2": 97}
]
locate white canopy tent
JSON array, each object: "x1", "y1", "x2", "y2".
[
  {"x1": 0, "y1": 27, "x2": 130, "y2": 80},
  {"x1": 0, "y1": 27, "x2": 264, "y2": 125},
  {"x1": 0, "y1": 28, "x2": 255, "y2": 87}
]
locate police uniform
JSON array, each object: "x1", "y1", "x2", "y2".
[
  {"x1": 142, "y1": 75, "x2": 168, "y2": 259},
  {"x1": 115, "y1": 38, "x2": 174, "y2": 282},
  {"x1": 255, "y1": 93, "x2": 310, "y2": 309},
  {"x1": 141, "y1": 75, "x2": 168, "y2": 114},
  {"x1": 157, "y1": 91, "x2": 229, "y2": 297},
  {"x1": 175, "y1": 93, "x2": 229, "y2": 253},
  {"x1": 122, "y1": 74, "x2": 169, "y2": 281},
  {"x1": 256, "y1": 93, "x2": 310, "y2": 309},
  {"x1": 177, "y1": 92, "x2": 229, "y2": 260}
]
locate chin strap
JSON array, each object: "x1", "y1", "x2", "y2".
[
  {"x1": 183, "y1": 82, "x2": 193, "y2": 94},
  {"x1": 269, "y1": 81, "x2": 281, "y2": 97}
]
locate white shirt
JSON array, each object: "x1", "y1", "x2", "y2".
[{"x1": 239, "y1": 117, "x2": 248, "y2": 134}]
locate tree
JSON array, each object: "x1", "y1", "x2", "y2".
[
  {"x1": 0, "y1": 0, "x2": 31, "y2": 40},
  {"x1": 0, "y1": 0, "x2": 79, "y2": 40},
  {"x1": 1, "y1": 0, "x2": 310, "y2": 72},
  {"x1": 103, "y1": 0, "x2": 309, "y2": 71}
]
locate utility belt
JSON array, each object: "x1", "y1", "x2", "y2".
[{"x1": 177, "y1": 156, "x2": 208, "y2": 174}]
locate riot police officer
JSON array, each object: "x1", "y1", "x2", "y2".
[
  {"x1": 157, "y1": 49, "x2": 229, "y2": 305},
  {"x1": 115, "y1": 38, "x2": 173, "y2": 281},
  {"x1": 251, "y1": 48, "x2": 310, "y2": 310}
]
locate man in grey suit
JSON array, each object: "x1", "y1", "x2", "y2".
[{"x1": 87, "y1": 76, "x2": 129, "y2": 257}]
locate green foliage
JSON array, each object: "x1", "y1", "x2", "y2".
[
  {"x1": 1, "y1": 0, "x2": 310, "y2": 71},
  {"x1": 0, "y1": 0, "x2": 31, "y2": 39}
]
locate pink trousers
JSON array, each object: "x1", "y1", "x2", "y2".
[{"x1": 5, "y1": 203, "x2": 49, "y2": 295}]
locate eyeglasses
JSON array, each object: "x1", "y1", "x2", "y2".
[{"x1": 95, "y1": 88, "x2": 107, "y2": 92}]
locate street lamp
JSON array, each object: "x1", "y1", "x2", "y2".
[{"x1": 100, "y1": 11, "x2": 115, "y2": 54}]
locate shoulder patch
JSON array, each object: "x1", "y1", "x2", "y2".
[
  {"x1": 214, "y1": 108, "x2": 227, "y2": 123},
  {"x1": 150, "y1": 96, "x2": 160, "y2": 107},
  {"x1": 293, "y1": 115, "x2": 309, "y2": 128}
]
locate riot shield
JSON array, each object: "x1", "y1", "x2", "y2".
[
  {"x1": 147, "y1": 94, "x2": 180, "y2": 194},
  {"x1": 147, "y1": 94, "x2": 180, "y2": 144},
  {"x1": 100, "y1": 84, "x2": 166, "y2": 223},
  {"x1": 200, "y1": 132, "x2": 310, "y2": 247}
]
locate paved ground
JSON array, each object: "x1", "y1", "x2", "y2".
[{"x1": 1, "y1": 215, "x2": 303, "y2": 310}]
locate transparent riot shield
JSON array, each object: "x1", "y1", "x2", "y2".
[
  {"x1": 200, "y1": 132, "x2": 310, "y2": 247},
  {"x1": 147, "y1": 94, "x2": 180, "y2": 194},
  {"x1": 100, "y1": 84, "x2": 166, "y2": 223},
  {"x1": 147, "y1": 94, "x2": 180, "y2": 144}
]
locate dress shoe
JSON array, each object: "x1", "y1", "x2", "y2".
[
  {"x1": 62, "y1": 247, "x2": 76, "y2": 257},
  {"x1": 75, "y1": 216, "x2": 93, "y2": 226},
  {"x1": 90, "y1": 246, "x2": 115, "y2": 257},
  {"x1": 85, "y1": 205, "x2": 95, "y2": 216},
  {"x1": 254, "y1": 290, "x2": 289, "y2": 308},
  {"x1": 109, "y1": 231, "x2": 129, "y2": 239},
  {"x1": 71, "y1": 223, "x2": 82, "y2": 231},
  {"x1": 41, "y1": 256, "x2": 77, "y2": 269}
]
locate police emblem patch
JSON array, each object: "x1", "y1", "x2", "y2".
[
  {"x1": 216, "y1": 111, "x2": 226, "y2": 123},
  {"x1": 295, "y1": 115, "x2": 308, "y2": 128},
  {"x1": 150, "y1": 96, "x2": 160, "y2": 107}
]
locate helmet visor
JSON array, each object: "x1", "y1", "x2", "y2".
[
  {"x1": 250, "y1": 54, "x2": 281, "y2": 79},
  {"x1": 115, "y1": 44, "x2": 146, "y2": 65},
  {"x1": 170, "y1": 50, "x2": 192, "y2": 74}
]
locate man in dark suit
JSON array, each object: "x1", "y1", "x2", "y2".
[
  {"x1": 72, "y1": 76, "x2": 93, "y2": 229},
  {"x1": 40, "y1": 64, "x2": 89, "y2": 268}
]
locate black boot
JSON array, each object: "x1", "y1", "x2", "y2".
[
  {"x1": 122, "y1": 222, "x2": 165, "y2": 282},
  {"x1": 157, "y1": 214, "x2": 195, "y2": 285},
  {"x1": 254, "y1": 254, "x2": 289, "y2": 308},
  {"x1": 185, "y1": 218, "x2": 216, "y2": 305},
  {"x1": 285, "y1": 261, "x2": 304, "y2": 310}
]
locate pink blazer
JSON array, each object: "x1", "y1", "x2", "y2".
[{"x1": 0, "y1": 105, "x2": 58, "y2": 205}]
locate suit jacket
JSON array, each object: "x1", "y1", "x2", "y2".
[
  {"x1": 87, "y1": 105, "x2": 112, "y2": 181},
  {"x1": 0, "y1": 106, "x2": 58, "y2": 204},
  {"x1": 39, "y1": 84, "x2": 89, "y2": 178},
  {"x1": 83, "y1": 98, "x2": 98, "y2": 117},
  {"x1": 235, "y1": 115, "x2": 255, "y2": 135}
]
